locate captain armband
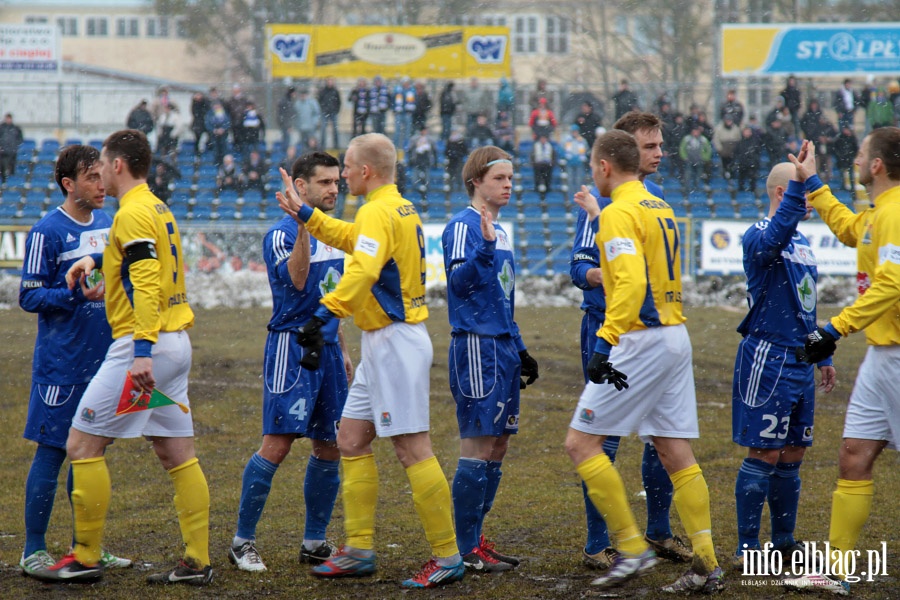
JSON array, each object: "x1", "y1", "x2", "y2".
[{"x1": 123, "y1": 241, "x2": 158, "y2": 268}]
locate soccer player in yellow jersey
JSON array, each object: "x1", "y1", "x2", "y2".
[
  {"x1": 567, "y1": 130, "x2": 723, "y2": 593},
  {"x1": 276, "y1": 133, "x2": 463, "y2": 589},
  {"x1": 37, "y1": 130, "x2": 212, "y2": 586},
  {"x1": 784, "y1": 129, "x2": 900, "y2": 595}
]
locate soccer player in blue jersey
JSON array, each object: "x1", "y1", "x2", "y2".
[
  {"x1": 732, "y1": 160, "x2": 836, "y2": 570},
  {"x1": 18, "y1": 144, "x2": 131, "y2": 579},
  {"x1": 442, "y1": 146, "x2": 538, "y2": 573},
  {"x1": 228, "y1": 152, "x2": 352, "y2": 572},
  {"x1": 570, "y1": 112, "x2": 691, "y2": 570}
]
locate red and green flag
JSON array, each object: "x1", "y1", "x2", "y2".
[{"x1": 116, "y1": 372, "x2": 190, "y2": 415}]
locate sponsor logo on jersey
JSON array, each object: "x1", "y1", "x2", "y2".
[
  {"x1": 604, "y1": 237, "x2": 636, "y2": 261},
  {"x1": 497, "y1": 260, "x2": 514, "y2": 299},
  {"x1": 797, "y1": 272, "x2": 817, "y2": 312},
  {"x1": 879, "y1": 243, "x2": 900, "y2": 266},
  {"x1": 506, "y1": 414, "x2": 519, "y2": 428},
  {"x1": 578, "y1": 408, "x2": 595, "y2": 424},
  {"x1": 80, "y1": 407, "x2": 95, "y2": 423},
  {"x1": 355, "y1": 234, "x2": 380, "y2": 257},
  {"x1": 857, "y1": 271, "x2": 870, "y2": 295},
  {"x1": 318, "y1": 266, "x2": 342, "y2": 297},
  {"x1": 803, "y1": 426, "x2": 813, "y2": 442},
  {"x1": 380, "y1": 412, "x2": 392, "y2": 427}
]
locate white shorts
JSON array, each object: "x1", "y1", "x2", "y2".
[
  {"x1": 72, "y1": 332, "x2": 195, "y2": 439},
  {"x1": 570, "y1": 324, "x2": 699, "y2": 439},
  {"x1": 844, "y1": 345, "x2": 900, "y2": 450},
  {"x1": 342, "y1": 322, "x2": 432, "y2": 437}
]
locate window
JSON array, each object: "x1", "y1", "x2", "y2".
[
  {"x1": 56, "y1": 16, "x2": 78, "y2": 36},
  {"x1": 146, "y1": 17, "x2": 169, "y2": 38},
  {"x1": 175, "y1": 17, "x2": 189, "y2": 39},
  {"x1": 513, "y1": 15, "x2": 539, "y2": 54},
  {"x1": 86, "y1": 17, "x2": 108, "y2": 37},
  {"x1": 545, "y1": 16, "x2": 569, "y2": 54},
  {"x1": 116, "y1": 17, "x2": 139, "y2": 38},
  {"x1": 25, "y1": 16, "x2": 49, "y2": 24}
]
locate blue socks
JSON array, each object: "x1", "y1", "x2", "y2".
[
  {"x1": 303, "y1": 455, "x2": 340, "y2": 541},
  {"x1": 452, "y1": 458, "x2": 487, "y2": 554},
  {"x1": 480, "y1": 460, "x2": 503, "y2": 539},
  {"x1": 24, "y1": 444, "x2": 67, "y2": 557},
  {"x1": 769, "y1": 461, "x2": 802, "y2": 550},
  {"x1": 735, "y1": 457, "x2": 775, "y2": 555},
  {"x1": 643, "y1": 443, "x2": 675, "y2": 541},
  {"x1": 583, "y1": 436, "x2": 620, "y2": 554},
  {"x1": 235, "y1": 453, "x2": 279, "y2": 541}
]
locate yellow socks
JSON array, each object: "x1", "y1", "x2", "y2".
[
  {"x1": 71, "y1": 457, "x2": 111, "y2": 566},
  {"x1": 829, "y1": 478, "x2": 874, "y2": 578},
  {"x1": 671, "y1": 463, "x2": 718, "y2": 573},
  {"x1": 407, "y1": 456, "x2": 458, "y2": 558},
  {"x1": 577, "y1": 453, "x2": 647, "y2": 557},
  {"x1": 342, "y1": 454, "x2": 379, "y2": 550},
  {"x1": 169, "y1": 458, "x2": 210, "y2": 567}
]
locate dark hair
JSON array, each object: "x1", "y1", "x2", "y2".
[
  {"x1": 592, "y1": 130, "x2": 640, "y2": 174},
  {"x1": 291, "y1": 151, "x2": 340, "y2": 181},
  {"x1": 867, "y1": 126, "x2": 900, "y2": 180},
  {"x1": 103, "y1": 129, "x2": 151, "y2": 179},
  {"x1": 613, "y1": 111, "x2": 662, "y2": 136},
  {"x1": 462, "y1": 145, "x2": 512, "y2": 198},
  {"x1": 55, "y1": 145, "x2": 100, "y2": 198}
]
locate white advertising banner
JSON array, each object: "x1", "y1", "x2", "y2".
[
  {"x1": 700, "y1": 220, "x2": 856, "y2": 276},
  {"x1": 0, "y1": 25, "x2": 59, "y2": 72}
]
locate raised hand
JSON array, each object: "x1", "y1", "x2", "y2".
[
  {"x1": 574, "y1": 185, "x2": 601, "y2": 220},
  {"x1": 480, "y1": 205, "x2": 496, "y2": 242}
]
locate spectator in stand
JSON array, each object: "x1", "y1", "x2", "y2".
[
  {"x1": 686, "y1": 103, "x2": 703, "y2": 129},
  {"x1": 349, "y1": 78, "x2": 369, "y2": 139},
  {"x1": 531, "y1": 133, "x2": 556, "y2": 192},
  {"x1": 612, "y1": 79, "x2": 639, "y2": 121},
  {"x1": 412, "y1": 81, "x2": 432, "y2": 132},
  {"x1": 734, "y1": 125, "x2": 763, "y2": 194},
  {"x1": 277, "y1": 87, "x2": 297, "y2": 151},
  {"x1": 574, "y1": 101, "x2": 603, "y2": 152},
  {"x1": 493, "y1": 114, "x2": 516, "y2": 158},
  {"x1": 0, "y1": 113, "x2": 24, "y2": 183},
  {"x1": 227, "y1": 84, "x2": 251, "y2": 153},
  {"x1": 439, "y1": 81, "x2": 459, "y2": 143},
  {"x1": 467, "y1": 113, "x2": 495, "y2": 150},
  {"x1": 156, "y1": 103, "x2": 182, "y2": 159},
  {"x1": 205, "y1": 100, "x2": 231, "y2": 167},
  {"x1": 241, "y1": 149, "x2": 269, "y2": 192},
  {"x1": 664, "y1": 112, "x2": 687, "y2": 185},
  {"x1": 496, "y1": 77, "x2": 515, "y2": 123},
  {"x1": 765, "y1": 118, "x2": 790, "y2": 168},
  {"x1": 393, "y1": 76, "x2": 417, "y2": 152},
  {"x1": 781, "y1": 75, "x2": 803, "y2": 134},
  {"x1": 694, "y1": 111, "x2": 715, "y2": 141},
  {"x1": 654, "y1": 91, "x2": 672, "y2": 114},
  {"x1": 890, "y1": 80, "x2": 900, "y2": 125},
  {"x1": 217, "y1": 154, "x2": 241, "y2": 193},
  {"x1": 317, "y1": 77, "x2": 342, "y2": 149},
  {"x1": 814, "y1": 115, "x2": 837, "y2": 184},
  {"x1": 238, "y1": 101, "x2": 265, "y2": 155},
  {"x1": 408, "y1": 127, "x2": 436, "y2": 192},
  {"x1": 279, "y1": 144, "x2": 298, "y2": 174},
  {"x1": 148, "y1": 159, "x2": 177, "y2": 205},
  {"x1": 294, "y1": 88, "x2": 321, "y2": 153},
  {"x1": 562, "y1": 124, "x2": 589, "y2": 189},
  {"x1": 720, "y1": 89, "x2": 744, "y2": 125},
  {"x1": 149, "y1": 86, "x2": 172, "y2": 124},
  {"x1": 528, "y1": 98, "x2": 557, "y2": 140},
  {"x1": 833, "y1": 78, "x2": 863, "y2": 129},
  {"x1": 463, "y1": 77, "x2": 494, "y2": 132},
  {"x1": 658, "y1": 101, "x2": 676, "y2": 130},
  {"x1": 867, "y1": 88, "x2": 895, "y2": 130},
  {"x1": 832, "y1": 124, "x2": 859, "y2": 192},
  {"x1": 190, "y1": 92, "x2": 210, "y2": 157},
  {"x1": 126, "y1": 100, "x2": 154, "y2": 136},
  {"x1": 800, "y1": 99, "x2": 824, "y2": 141},
  {"x1": 713, "y1": 114, "x2": 741, "y2": 182},
  {"x1": 368, "y1": 76, "x2": 390, "y2": 135},
  {"x1": 529, "y1": 78, "x2": 552, "y2": 110},
  {"x1": 445, "y1": 126, "x2": 467, "y2": 191},
  {"x1": 679, "y1": 123, "x2": 712, "y2": 192}
]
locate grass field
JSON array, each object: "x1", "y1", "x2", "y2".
[{"x1": 1, "y1": 303, "x2": 899, "y2": 599}]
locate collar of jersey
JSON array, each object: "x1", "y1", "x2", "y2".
[
  {"x1": 610, "y1": 179, "x2": 645, "y2": 202},
  {"x1": 872, "y1": 185, "x2": 900, "y2": 209},
  {"x1": 119, "y1": 182, "x2": 151, "y2": 206},
  {"x1": 364, "y1": 183, "x2": 397, "y2": 203}
]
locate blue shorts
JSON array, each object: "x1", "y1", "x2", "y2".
[
  {"x1": 449, "y1": 333, "x2": 520, "y2": 439},
  {"x1": 24, "y1": 382, "x2": 88, "y2": 449},
  {"x1": 580, "y1": 311, "x2": 605, "y2": 384},
  {"x1": 732, "y1": 336, "x2": 815, "y2": 449},
  {"x1": 262, "y1": 331, "x2": 348, "y2": 441}
]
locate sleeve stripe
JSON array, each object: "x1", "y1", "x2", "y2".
[
  {"x1": 26, "y1": 232, "x2": 44, "y2": 274},
  {"x1": 271, "y1": 229, "x2": 290, "y2": 263},
  {"x1": 579, "y1": 218, "x2": 594, "y2": 249},
  {"x1": 451, "y1": 222, "x2": 468, "y2": 261}
]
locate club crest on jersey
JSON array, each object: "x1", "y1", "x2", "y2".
[
  {"x1": 380, "y1": 412, "x2": 392, "y2": 427},
  {"x1": 80, "y1": 407, "x2": 96, "y2": 423},
  {"x1": 578, "y1": 408, "x2": 595, "y2": 424},
  {"x1": 497, "y1": 260, "x2": 514, "y2": 299},
  {"x1": 857, "y1": 271, "x2": 871, "y2": 295},
  {"x1": 796, "y1": 273, "x2": 816, "y2": 312},
  {"x1": 318, "y1": 266, "x2": 341, "y2": 297}
]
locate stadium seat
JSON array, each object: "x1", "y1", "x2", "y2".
[{"x1": 87, "y1": 139, "x2": 104, "y2": 150}]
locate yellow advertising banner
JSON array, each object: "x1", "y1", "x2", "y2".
[{"x1": 266, "y1": 25, "x2": 510, "y2": 79}]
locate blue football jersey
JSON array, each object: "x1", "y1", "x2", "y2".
[
  {"x1": 264, "y1": 216, "x2": 345, "y2": 342},
  {"x1": 442, "y1": 206, "x2": 523, "y2": 347},
  {"x1": 19, "y1": 207, "x2": 113, "y2": 385},
  {"x1": 569, "y1": 180, "x2": 664, "y2": 320},
  {"x1": 737, "y1": 180, "x2": 824, "y2": 350}
]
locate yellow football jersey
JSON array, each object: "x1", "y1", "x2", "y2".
[
  {"x1": 304, "y1": 184, "x2": 428, "y2": 331},
  {"x1": 596, "y1": 180, "x2": 686, "y2": 347},
  {"x1": 103, "y1": 183, "x2": 193, "y2": 342},
  {"x1": 810, "y1": 184, "x2": 900, "y2": 345}
]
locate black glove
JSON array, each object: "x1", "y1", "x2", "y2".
[
  {"x1": 802, "y1": 326, "x2": 837, "y2": 364},
  {"x1": 519, "y1": 350, "x2": 539, "y2": 388},
  {"x1": 586, "y1": 353, "x2": 629, "y2": 390},
  {"x1": 296, "y1": 317, "x2": 326, "y2": 370}
]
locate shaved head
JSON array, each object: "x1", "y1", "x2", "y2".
[
  {"x1": 766, "y1": 162, "x2": 795, "y2": 202},
  {"x1": 348, "y1": 133, "x2": 396, "y2": 180}
]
